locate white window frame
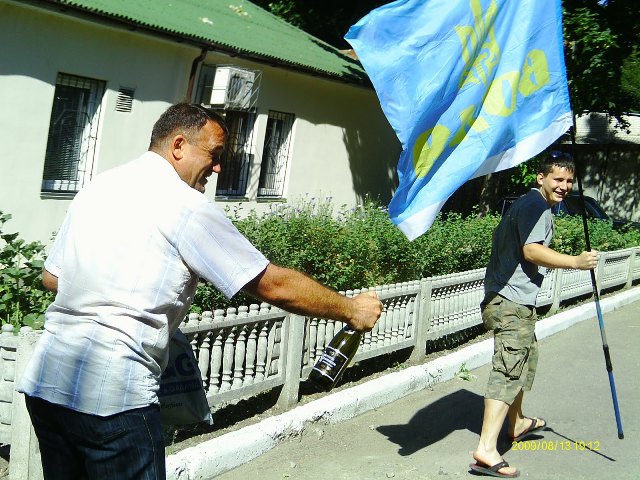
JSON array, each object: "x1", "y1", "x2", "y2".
[{"x1": 258, "y1": 111, "x2": 295, "y2": 199}]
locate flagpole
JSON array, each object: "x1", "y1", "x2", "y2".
[{"x1": 569, "y1": 122, "x2": 624, "y2": 440}]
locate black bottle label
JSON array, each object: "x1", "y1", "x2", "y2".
[{"x1": 312, "y1": 346, "x2": 349, "y2": 382}]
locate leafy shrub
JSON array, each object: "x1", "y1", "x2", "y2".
[
  {"x1": 193, "y1": 199, "x2": 640, "y2": 313},
  {"x1": 337, "y1": 202, "x2": 417, "y2": 288},
  {"x1": 3, "y1": 202, "x2": 639, "y2": 324},
  {"x1": 551, "y1": 215, "x2": 630, "y2": 254},
  {"x1": 194, "y1": 198, "x2": 415, "y2": 312},
  {"x1": 0, "y1": 212, "x2": 53, "y2": 329},
  {"x1": 619, "y1": 224, "x2": 640, "y2": 248},
  {"x1": 413, "y1": 211, "x2": 500, "y2": 276}
]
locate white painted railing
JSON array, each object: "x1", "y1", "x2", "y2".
[{"x1": 2, "y1": 246, "x2": 639, "y2": 479}]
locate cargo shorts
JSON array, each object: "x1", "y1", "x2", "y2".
[{"x1": 481, "y1": 293, "x2": 538, "y2": 405}]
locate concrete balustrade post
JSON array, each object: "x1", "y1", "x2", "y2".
[
  {"x1": 10, "y1": 328, "x2": 43, "y2": 480},
  {"x1": 549, "y1": 268, "x2": 562, "y2": 314},
  {"x1": 276, "y1": 314, "x2": 305, "y2": 409},
  {"x1": 594, "y1": 252, "x2": 604, "y2": 295},
  {"x1": 409, "y1": 279, "x2": 432, "y2": 363},
  {"x1": 625, "y1": 248, "x2": 636, "y2": 289}
]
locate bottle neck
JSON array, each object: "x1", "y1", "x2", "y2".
[{"x1": 343, "y1": 325, "x2": 363, "y2": 335}]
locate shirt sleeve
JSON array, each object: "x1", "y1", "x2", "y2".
[
  {"x1": 517, "y1": 197, "x2": 550, "y2": 246},
  {"x1": 177, "y1": 202, "x2": 269, "y2": 299},
  {"x1": 44, "y1": 206, "x2": 73, "y2": 277}
]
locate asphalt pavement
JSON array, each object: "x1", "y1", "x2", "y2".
[{"x1": 213, "y1": 291, "x2": 640, "y2": 480}]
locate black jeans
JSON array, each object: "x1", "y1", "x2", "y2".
[{"x1": 25, "y1": 395, "x2": 165, "y2": 480}]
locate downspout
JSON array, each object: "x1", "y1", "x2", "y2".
[{"x1": 186, "y1": 48, "x2": 208, "y2": 101}]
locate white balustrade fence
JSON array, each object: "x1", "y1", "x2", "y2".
[{"x1": 2, "y1": 247, "x2": 638, "y2": 479}]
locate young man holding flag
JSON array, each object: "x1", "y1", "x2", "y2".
[
  {"x1": 471, "y1": 151, "x2": 598, "y2": 478},
  {"x1": 344, "y1": 1, "x2": 601, "y2": 475}
]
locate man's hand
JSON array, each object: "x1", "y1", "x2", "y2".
[
  {"x1": 574, "y1": 250, "x2": 598, "y2": 270},
  {"x1": 347, "y1": 291, "x2": 383, "y2": 332}
]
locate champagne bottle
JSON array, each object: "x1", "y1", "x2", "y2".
[{"x1": 309, "y1": 325, "x2": 363, "y2": 392}]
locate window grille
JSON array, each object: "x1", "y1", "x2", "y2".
[
  {"x1": 41, "y1": 73, "x2": 105, "y2": 194},
  {"x1": 258, "y1": 111, "x2": 295, "y2": 198},
  {"x1": 215, "y1": 110, "x2": 255, "y2": 197}
]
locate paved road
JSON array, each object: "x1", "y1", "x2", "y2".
[{"x1": 216, "y1": 300, "x2": 640, "y2": 480}]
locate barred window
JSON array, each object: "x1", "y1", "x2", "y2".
[
  {"x1": 215, "y1": 110, "x2": 255, "y2": 197},
  {"x1": 41, "y1": 73, "x2": 105, "y2": 194},
  {"x1": 258, "y1": 111, "x2": 295, "y2": 198}
]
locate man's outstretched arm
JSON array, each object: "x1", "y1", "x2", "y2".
[{"x1": 242, "y1": 263, "x2": 383, "y2": 332}]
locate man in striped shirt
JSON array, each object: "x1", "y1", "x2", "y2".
[{"x1": 18, "y1": 103, "x2": 383, "y2": 480}]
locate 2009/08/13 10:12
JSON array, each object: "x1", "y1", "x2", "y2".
[{"x1": 511, "y1": 440, "x2": 601, "y2": 451}]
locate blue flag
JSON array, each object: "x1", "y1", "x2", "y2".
[{"x1": 345, "y1": 0, "x2": 572, "y2": 240}]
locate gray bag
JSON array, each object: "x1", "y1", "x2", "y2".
[{"x1": 159, "y1": 329, "x2": 213, "y2": 425}]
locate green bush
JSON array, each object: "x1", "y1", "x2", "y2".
[
  {"x1": 193, "y1": 200, "x2": 640, "y2": 313},
  {"x1": 551, "y1": 215, "x2": 640, "y2": 255},
  {"x1": 3, "y1": 202, "x2": 639, "y2": 325},
  {"x1": 413, "y1": 211, "x2": 500, "y2": 276},
  {"x1": 0, "y1": 212, "x2": 53, "y2": 329},
  {"x1": 619, "y1": 224, "x2": 640, "y2": 248}
]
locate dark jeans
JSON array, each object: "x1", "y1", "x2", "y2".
[{"x1": 24, "y1": 395, "x2": 165, "y2": 480}]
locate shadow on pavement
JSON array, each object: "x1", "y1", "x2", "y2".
[
  {"x1": 376, "y1": 387, "x2": 618, "y2": 462},
  {"x1": 376, "y1": 388, "x2": 484, "y2": 456}
]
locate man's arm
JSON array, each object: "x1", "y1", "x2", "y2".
[
  {"x1": 523, "y1": 243, "x2": 598, "y2": 270},
  {"x1": 42, "y1": 269, "x2": 59, "y2": 293},
  {"x1": 242, "y1": 263, "x2": 382, "y2": 332}
]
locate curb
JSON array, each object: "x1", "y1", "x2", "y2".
[{"x1": 166, "y1": 286, "x2": 640, "y2": 479}]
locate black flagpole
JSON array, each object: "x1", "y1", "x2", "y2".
[{"x1": 569, "y1": 124, "x2": 624, "y2": 440}]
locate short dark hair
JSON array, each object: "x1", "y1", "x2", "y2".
[
  {"x1": 149, "y1": 103, "x2": 228, "y2": 149},
  {"x1": 537, "y1": 150, "x2": 575, "y2": 175}
]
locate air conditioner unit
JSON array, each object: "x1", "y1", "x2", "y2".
[{"x1": 210, "y1": 66, "x2": 256, "y2": 110}]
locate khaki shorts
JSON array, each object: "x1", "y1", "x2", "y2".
[{"x1": 482, "y1": 293, "x2": 538, "y2": 405}]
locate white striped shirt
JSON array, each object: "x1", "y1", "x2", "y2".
[{"x1": 17, "y1": 152, "x2": 268, "y2": 415}]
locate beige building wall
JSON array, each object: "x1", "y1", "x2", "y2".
[
  {"x1": 199, "y1": 56, "x2": 400, "y2": 217},
  {"x1": 1, "y1": 1, "x2": 197, "y2": 243},
  {"x1": 1, "y1": 1, "x2": 400, "y2": 246}
]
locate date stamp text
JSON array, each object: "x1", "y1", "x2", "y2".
[{"x1": 512, "y1": 440, "x2": 600, "y2": 451}]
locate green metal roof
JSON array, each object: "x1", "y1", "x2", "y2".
[{"x1": 41, "y1": 0, "x2": 368, "y2": 83}]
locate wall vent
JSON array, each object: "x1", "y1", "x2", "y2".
[{"x1": 115, "y1": 87, "x2": 135, "y2": 112}]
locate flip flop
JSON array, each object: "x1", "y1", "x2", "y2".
[
  {"x1": 469, "y1": 460, "x2": 520, "y2": 478},
  {"x1": 512, "y1": 417, "x2": 547, "y2": 442}
]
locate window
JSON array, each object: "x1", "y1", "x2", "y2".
[
  {"x1": 258, "y1": 111, "x2": 295, "y2": 198},
  {"x1": 195, "y1": 65, "x2": 216, "y2": 105},
  {"x1": 41, "y1": 73, "x2": 105, "y2": 194},
  {"x1": 195, "y1": 65, "x2": 259, "y2": 197},
  {"x1": 215, "y1": 110, "x2": 256, "y2": 197}
]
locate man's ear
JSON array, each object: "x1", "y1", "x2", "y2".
[
  {"x1": 536, "y1": 172, "x2": 545, "y2": 186},
  {"x1": 171, "y1": 135, "x2": 187, "y2": 160}
]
